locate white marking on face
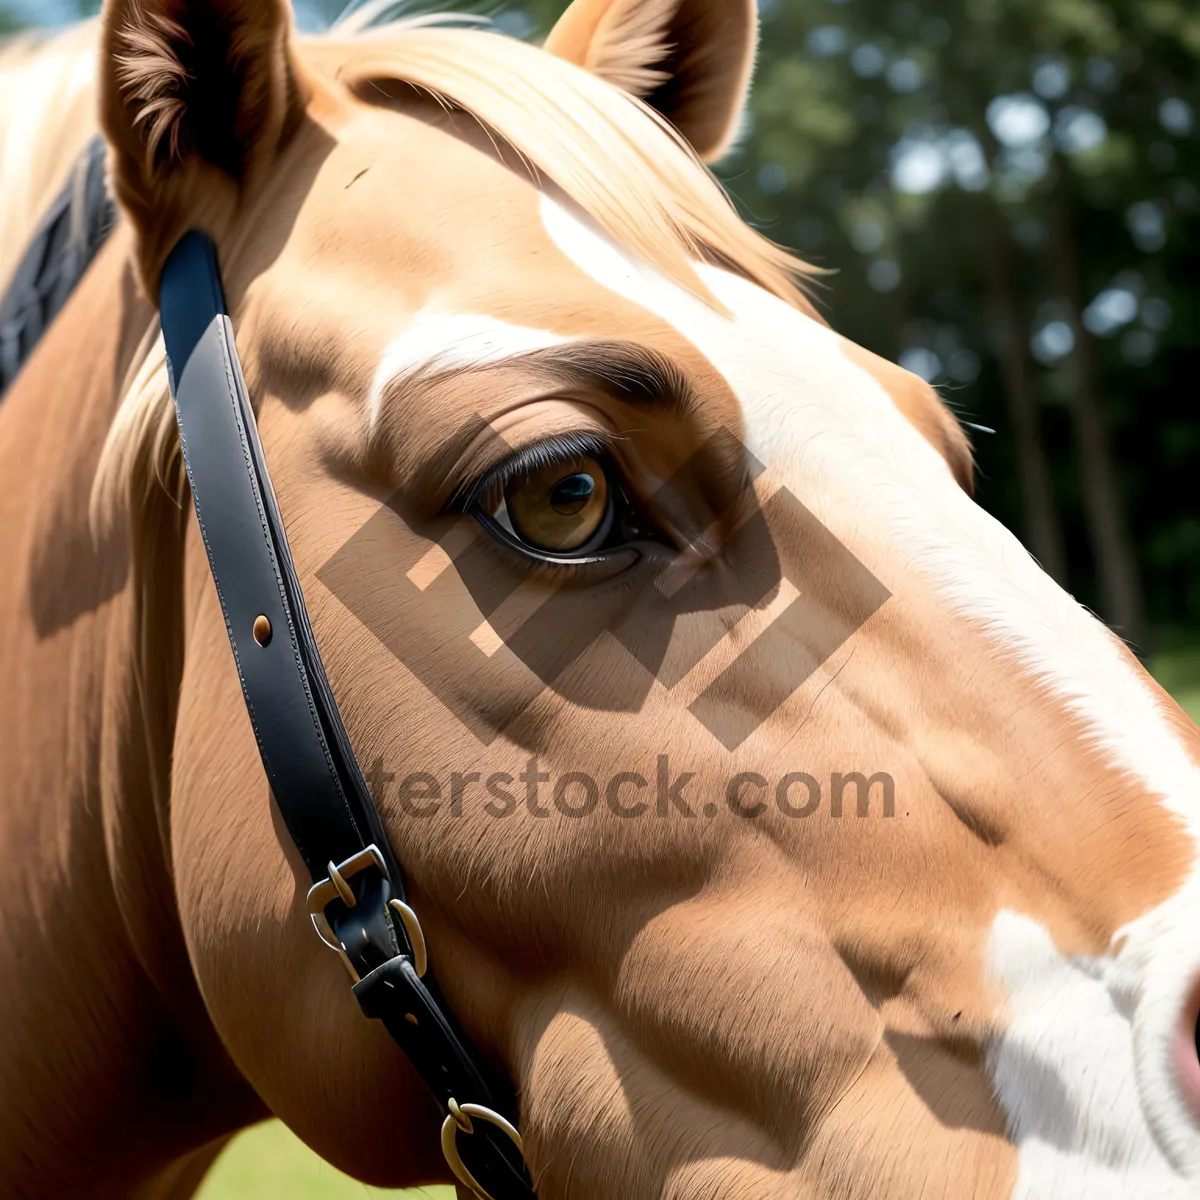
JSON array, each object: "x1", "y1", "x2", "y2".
[
  {"x1": 988, "y1": 909, "x2": 1192, "y2": 1197},
  {"x1": 538, "y1": 194, "x2": 961, "y2": 502},
  {"x1": 367, "y1": 312, "x2": 567, "y2": 429},
  {"x1": 539, "y1": 193, "x2": 1200, "y2": 1188}
]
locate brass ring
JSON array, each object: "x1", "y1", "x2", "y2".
[
  {"x1": 448, "y1": 1097, "x2": 473, "y2": 1133},
  {"x1": 326, "y1": 860, "x2": 356, "y2": 908},
  {"x1": 440, "y1": 1100, "x2": 523, "y2": 1200},
  {"x1": 388, "y1": 898, "x2": 428, "y2": 978}
]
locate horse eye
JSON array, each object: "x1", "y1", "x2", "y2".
[{"x1": 503, "y1": 456, "x2": 612, "y2": 553}]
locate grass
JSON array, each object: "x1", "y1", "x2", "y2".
[
  {"x1": 197, "y1": 647, "x2": 1200, "y2": 1198},
  {"x1": 196, "y1": 1121, "x2": 454, "y2": 1199},
  {"x1": 1150, "y1": 644, "x2": 1200, "y2": 722},
  {"x1": 1174, "y1": 688, "x2": 1200, "y2": 722}
]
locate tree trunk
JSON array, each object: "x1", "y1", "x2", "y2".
[
  {"x1": 1050, "y1": 178, "x2": 1147, "y2": 649},
  {"x1": 983, "y1": 203, "x2": 1067, "y2": 582}
]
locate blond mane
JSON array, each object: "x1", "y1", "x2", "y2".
[
  {"x1": 0, "y1": 22, "x2": 101, "y2": 293},
  {"x1": 328, "y1": 23, "x2": 807, "y2": 303},
  {"x1": 2, "y1": 7, "x2": 811, "y2": 533}
]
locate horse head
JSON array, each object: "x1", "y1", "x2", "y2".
[{"x1": 83, "y1": 0, "x2": 1200, "y2": 1193}]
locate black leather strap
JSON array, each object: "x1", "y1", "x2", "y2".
[
  {"x1": 356, "y1": 958, "x2": 533, "y2": 1194},
  {"x1": 160, "y1": 233, "x2": 400, "y2": 967},
  {"x1": 159, "y1": 232, "x2": 533, "y2": 1199}
]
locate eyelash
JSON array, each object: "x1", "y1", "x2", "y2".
[
  {"x1": 455, "y1": 430, "x2": 617, "y2": 515},
  {"x1": 455, "y1": 431, "x2": 652, "y2": 566}
]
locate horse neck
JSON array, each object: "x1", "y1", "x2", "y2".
[{"x1": 0, "y1": 226, "x2": 262, "y2": 1192}]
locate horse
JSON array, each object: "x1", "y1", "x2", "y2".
[{"x1": 1, "y1": 0, "x2": 1199, "y2": 1195}]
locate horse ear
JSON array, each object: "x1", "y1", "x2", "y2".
[
  {"x1": 543, "y1": 0, "x2": 756, "y2": 161},
  {"x1": 99, "y1": 0, "x2": 308, "y2": 288}
]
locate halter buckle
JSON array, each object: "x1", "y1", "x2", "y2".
[
  {"x1": 306, "y1": 846, "x2": 428, "y2": 982},
  {"x1": 306, "y1": 845, "x2": 389, "y2": 980}
]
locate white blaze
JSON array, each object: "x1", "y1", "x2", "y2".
[{"x1": 368, "y1": 311, "x2": 567, "y2": 429}]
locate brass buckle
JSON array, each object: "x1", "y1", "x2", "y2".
[
  {"x1": 305, "y1": 845, "x2": 388, "y2": 981},
  {"x1": 440, "y1": 1098, "x2": 524, "y2": 1200},
  {"x1": 305, "y1": 846, "x2": 428, "y2": 983}
]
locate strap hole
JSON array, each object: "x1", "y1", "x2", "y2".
[{"x1": 253, "y1": 614, "x2": 272, "y2": 646}]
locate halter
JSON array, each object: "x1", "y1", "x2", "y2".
[
  {"x1": 0, "y1": 137, "x2": 114, "y2": 395},
  {"x1": 159, "y1": 231, "x2": 535, "y2": 1200}
]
